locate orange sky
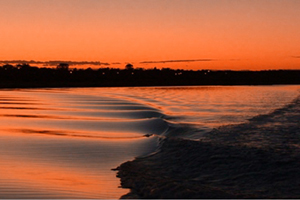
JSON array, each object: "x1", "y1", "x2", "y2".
[{"x1": 0, "y1": 0, "x2": 300, "y2": 70}]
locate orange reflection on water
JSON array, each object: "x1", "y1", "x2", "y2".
[
  {"x1": 3, "y1": 128, "x2": 147, "y2": 141},
  {"x1": 0, "y1": 154, "x2": 127, "y2": 199},
  {"x1": 0, "y1": 86, "x2": 299, "y2": 198}
]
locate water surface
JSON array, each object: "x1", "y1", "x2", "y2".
[{"x1": 0, "y1": 85, "x2": 299, "y2": 198}]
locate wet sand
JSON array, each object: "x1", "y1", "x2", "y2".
[{"x1": 116, "y1": 96, "x2": 300, "y2": 198}]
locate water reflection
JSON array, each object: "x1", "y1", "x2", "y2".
[
  {"x1": 7, "y1": 128, "x2": 148, "y2": 140},
  {"x1": 0, "y1": 89, "x2": 161, "y2": 198},
  {"x1": 0, "y1": 86, "x2": 299, "y2": 198}
]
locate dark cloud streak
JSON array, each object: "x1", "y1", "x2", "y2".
[
  {"x1": 0, "y1": 60, "x2": 110, "y2": 66},
  {"x1": 140, "y1": 59, "x2": 216, "y2": 64}
]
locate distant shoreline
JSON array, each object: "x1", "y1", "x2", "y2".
[
  {"x1": 0, "y1": 64, "x2": 300, "y2": 87},
  {"x1": 116, "y1": 95, "x2": 300, "y2": 198}
]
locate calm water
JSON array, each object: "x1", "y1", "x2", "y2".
[{"x1": 0, "y1": 85, "x2": 299, "y2": 198}]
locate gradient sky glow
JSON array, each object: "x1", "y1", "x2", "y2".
[{"x1": 1, "y1": 0, "x2": 300, "y2": 70}]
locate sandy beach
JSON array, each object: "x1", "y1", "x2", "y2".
[{"x1": 116, "y1": 95, "x2": 300, "y2": 198}]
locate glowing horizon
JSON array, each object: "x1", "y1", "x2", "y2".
[{"x1": 1, "y1": 0, "x2": 300, "y2": 70}]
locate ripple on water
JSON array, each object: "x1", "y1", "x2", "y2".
[{"x1": 0, "y1": 86, "x2": 299, "y2": 198}]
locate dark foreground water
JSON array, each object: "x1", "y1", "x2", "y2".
[
  {"x1": 118, "y1": 92, "x2": 300, "y2": 198},
  {"x1": 0, "y1": 85, "x2": 299, "y2": 198}
]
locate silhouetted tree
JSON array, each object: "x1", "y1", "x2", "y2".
[
  {"x1": 2, "y1": 64, "x2": 14, "y2": 70},
  {"x1": 57, "y1": 63, "x2": 69, "y2": 70},
  {"x1": 125, "y1": 63, "x2": 133, "y2": 70},
  {"x1": 17, "y1": 63, "x2": 31, "y2": 70}
]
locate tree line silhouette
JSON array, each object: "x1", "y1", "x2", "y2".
[{"x1": 0, "y1": 63, "x2": 299, "y2": 88}]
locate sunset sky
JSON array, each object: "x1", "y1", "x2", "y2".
[{"x1": 0, "y1": 0, "x2": 300, "y2": 70}]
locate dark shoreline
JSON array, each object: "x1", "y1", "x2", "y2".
[
  {"x1": 0, "y1": 64, "x2": 300, "y2": 87},
  {"x1": 116, "y1": 96, "x2": 300, "y2": 198}
]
